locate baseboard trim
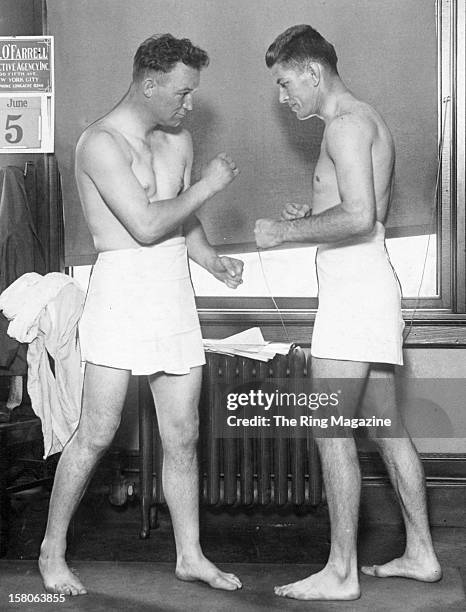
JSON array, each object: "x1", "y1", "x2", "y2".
[
  {"x1": 107, "y1": 450, "x2": 466, "y2": 526},
  {"x1": 359, "y1": 452, "x2": 466, "y2": 484},
  {"x1": 118, "y1": 450, "x2": 466, "y2": 482},
  {"x1": 359, "y1": 452, "x2": 466, "y2": 526}
]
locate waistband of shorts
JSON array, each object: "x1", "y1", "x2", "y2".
[
  {"x1": 96, "y1": 236, "x2": 187, "y2": 262},
  {"x1": 318, "y1": 221, "x2": 385, "y2": 253}
]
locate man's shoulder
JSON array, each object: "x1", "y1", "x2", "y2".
[
  {"x1": 328, "y1": 106, "x2": 376, "y2": 135},
  {"x1": 324, "y1": 104, "x2": 381, "y2": 153},
  {"x1": 77, "y1": 120, "x2": 118, "y2": 148},
  {"x1": 76, "y1": 121, "x2": 130, "y2": 163}
]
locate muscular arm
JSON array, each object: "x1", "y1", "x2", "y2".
[
  {"x1": 183, "y1": 146, "x2": 244, "y2": 288},
  {"x1": 76, "y1": 129, "x2": 234, "y2": 245},
  {"x1": 255, "y1": 115, "x2": 377, "y2": 247},
  {"x1": 184, "y1": 215, "x2": 218, "y2": 267},
  {"x1": 182, "y1": 141, "x2": 218, "y2": 268}
]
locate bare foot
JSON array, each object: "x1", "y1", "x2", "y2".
[
  {"x1": 274, "y1": 565, "x2": 360, "y2": 601},
  {"x1": 361, "y1": 554, "x2": 442, "y2": 582},
  {"x1": 39, "y1": 553, "x2": 88, "y2": 596},
  {"x1": 176, "y1": 555, "x2": 242, "y2": 591}
]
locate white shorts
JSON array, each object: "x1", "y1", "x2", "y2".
[
  {"x1": 311, "y1": 222, "x2": 404, "y2": 365},
  {"x1": 79, "y1": 236, "x2": 205, "y2": 375}
]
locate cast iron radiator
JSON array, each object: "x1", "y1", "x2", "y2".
[{"x1": 138, "y1": 346, "x2": 322, "y2": 538}]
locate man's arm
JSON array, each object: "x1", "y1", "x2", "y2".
[
  {"x1": 76, "y1": 129, "x2": 238, "y2": 245},
  {"x1": 254, "y1": 115, "x2": 377, "y2": 248},
  {"x1": 185, "y1": 214, "x2": 243, "y2": 289},
  {"x1": 183, "y1": 142, "x2": 243, "y2": 289}
]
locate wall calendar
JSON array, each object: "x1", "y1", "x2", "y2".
[{"x1": 0, "y1": 36, "x2": 54, "y2": 153}]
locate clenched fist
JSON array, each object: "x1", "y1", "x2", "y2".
[
  {"x1": 280, "y1": 202, "x2": 312, "y2": 220},
  {"x1": 254, "y1": 218, "x2": 285, "y2": 249},
  {"x1": 208, "y1": 255, "x2": 244, "y2": 288},
  {"x1": 201, "y1": 153, "x2": 239, "y2": 195}
]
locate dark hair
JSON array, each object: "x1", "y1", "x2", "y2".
[
  {"x1": 265, "y1": 25, "x2": 338, "y2": 74},
  {"x1": 133, "y1": 33, "x2": 209, "y2": 80}
]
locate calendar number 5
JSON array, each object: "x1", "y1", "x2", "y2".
[{"x1": 5, "y1": 114, "x2": 23, "y2": 144}]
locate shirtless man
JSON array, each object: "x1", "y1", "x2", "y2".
[
  {"x1": 39, "y1": 34, "x2": 243, "y2": 595},
  {"x1": 254, "y1": 25, "x2": 441, "y2": 601}
]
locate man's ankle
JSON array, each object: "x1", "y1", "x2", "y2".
[
  {"x1": 327, "y1": 558, "x2": 359, "y2": 581},
  {"x1": 176, "y1": 546, "x2": 205, "y2": 565},
  {"x1": 39, "y1": 539, "x2": 66, "y2": 560}
]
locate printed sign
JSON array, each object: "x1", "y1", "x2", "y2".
[
  {"x1": 0, "y1": 37, "x2": 54, "y2": 152},
  {"x1": 0, "y1": 38, "x2": 52, "y2": 92}
]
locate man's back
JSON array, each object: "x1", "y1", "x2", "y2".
[{"x1": 312, "y1": 94, "x2": 395, "y2": 226}]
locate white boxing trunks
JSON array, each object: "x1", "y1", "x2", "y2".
[
  {"x1": 311, "y1": 221, "x2": 404, "y2": 365},
  {"x1": 79, "y1": 236, "x2": 205, "y2": 375}
]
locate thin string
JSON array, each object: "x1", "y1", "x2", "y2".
[
  {"x1": 256, "y1": 247, "x2": 292, "y2": 343},
  {"x1": 403, "y1": 95, "x2": 450, "y2": 342}
]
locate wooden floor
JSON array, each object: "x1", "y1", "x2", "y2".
[
  {"x1": 1, "y1": 486, "x2": 465, "y2": 611},
  {"x1": 2, "y1": 560, "x2": 465, "y2": 612}
]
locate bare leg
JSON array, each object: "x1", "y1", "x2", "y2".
[
  {"x1": 275, "y1": 357, "x2": 368, "y2": 601},
  {"x1": 39, "y1": 363, "x2": 131, "y2": 595},
  {"x1": 149, "y1": 367, "x2": 241, "y2": 591},
  {"x1": 361, "y1": 368, "x2": 442, "y2": 581}
]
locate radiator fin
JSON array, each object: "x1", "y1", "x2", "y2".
[{"x1": 142, "y1": 347, "x2": 322, "y2": 507}]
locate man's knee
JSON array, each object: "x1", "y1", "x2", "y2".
[
  {"x1": 75, "y1": 416, "x2": 121, "y2": 455},
  {"x1": 161, "y1": 417, "x2": 199, "y2": 456}
]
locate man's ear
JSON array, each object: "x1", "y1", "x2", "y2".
[
  {"x1": 143, "y1": 77, "x2": 155, "y2": 98},
  {"x1": 307, "y1": 61, "x2": 321, "y2": 86}
]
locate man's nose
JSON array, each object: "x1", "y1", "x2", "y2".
[
  {"x1": 279, "y1": 89, "x2": 288, "y2": 104},
  {"x1": 183, "y1": 93, "x2": 193, "y2": 111}
]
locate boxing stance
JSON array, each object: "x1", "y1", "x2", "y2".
[
  {"x1": 39, "y1": 34, "x2": 243, "y2": 595},
  {"x1": 255, "y1": 24, "x2": 441, "y2": 601}
]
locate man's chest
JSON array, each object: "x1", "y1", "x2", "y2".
[
  {"x1": 130, "y1": 140, "x2": 186, "y2": 200},
  {"x1": 312, "y1": 148, "x2": 339, "y2": 212}
]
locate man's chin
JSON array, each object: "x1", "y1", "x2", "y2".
[
  {"x1": 297, "y1": 110, "x2": 315, "y2": 121},
  {"x1": 291, "y1": 107, "x2": 309, "y2": 121},
  {"x1": 162, "y1": 118, "x2": 184, "y2": 130}
]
